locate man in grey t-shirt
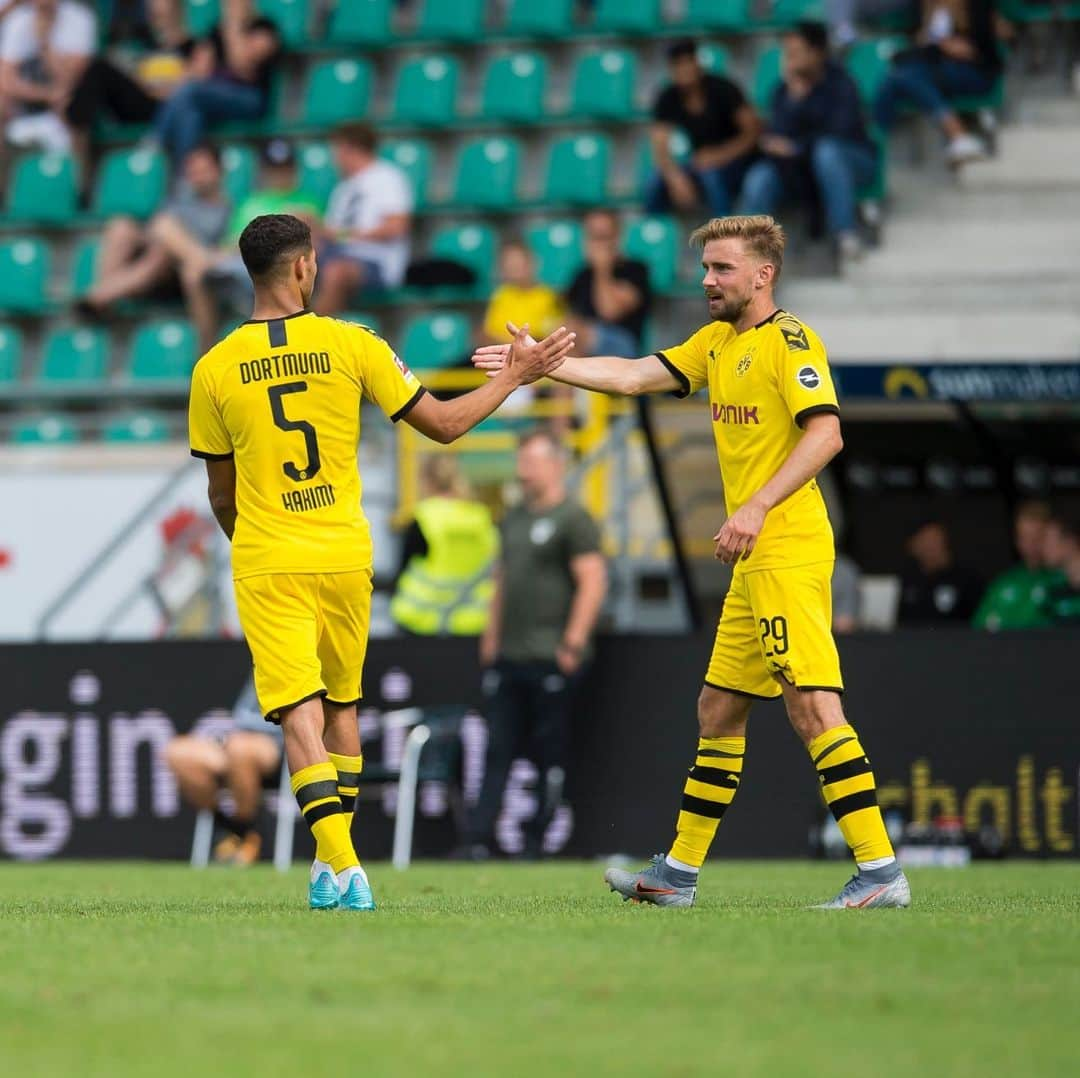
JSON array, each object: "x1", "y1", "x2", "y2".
[{"x1": 464, "y1": 429, "x2": 608, "y2": 858}]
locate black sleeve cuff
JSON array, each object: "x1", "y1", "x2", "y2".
[
  {"x1": 390, "y1": 385, "x2": 427, "y2": 423},
  {"x1": 654, "y1": 351, "x2": 691, "y2": 398},
  {"x1": 794, "y1": 403, "x2": 840, "y2": 428},
  {"x1": 191, "y1": 449, "x2": 234, "y2": 461}
]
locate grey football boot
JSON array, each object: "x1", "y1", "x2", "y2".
[
  {"x1": 813, "y1": 864, "x2": 911, "y2": 910},
  {"x1": 604, "y1": 853, "x2": 697, "y2": 908}
]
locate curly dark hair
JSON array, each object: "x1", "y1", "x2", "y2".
[{"x1": 238, "y1": 214, "x2": 312, "y2": 280}]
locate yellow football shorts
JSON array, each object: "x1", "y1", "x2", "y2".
[
  {"x1": 705, "y1": 560, "x2": 843, "y2": 699},
  {"x1": 234, "y1": 570, "x2": 373, "y2": 723}
]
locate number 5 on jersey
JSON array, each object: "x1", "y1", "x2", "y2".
[{"x1": 268, "y1": 381, "x2": 321, "y2": 482}]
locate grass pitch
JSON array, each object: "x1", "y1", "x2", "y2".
[{"x1": 1, "y1": 861, "x2": 1078, "y2": 1077}]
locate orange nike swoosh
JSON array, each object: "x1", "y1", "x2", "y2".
[
  {"x1": 846, "y1": 885, "x2": 887, "y2": 909},
  {"x1": 636, "y1": 882, "x2": 677, "y2": 895}
]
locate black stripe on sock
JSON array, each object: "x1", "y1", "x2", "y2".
[
  {"x1": 302, "y1": 800, "x2": 342, "y2": 826},
  {"x1": 268, "y1": 318, "x2": 287, "y2": 348},
  {"x1": 697, "y1": 748, "x2": 744, "y2": 759},
  {"x1": 335, "y1": 770, "x2": 362, "y2": 787},
  {"x1": 339, "y1": 795, "x2": 356, "y2": 813},
  {"x1": 294, "y1": 779, "x2": 340, "y2": 809},
  {"x1": 813, "y1": 735, "x2": 856, "y2": 766},
  {"x1": 828, "y1": 788, "x2": 879, "y2": 822},
  {"x1": 681, "y1": 793, "x2": 729, "y2": 820},
  {"x1": 819, "y1": 756, "x2": 872, "y2": 787},
  {"x1": 689, "y1": 765, "x2": 739, "y2": 789}
]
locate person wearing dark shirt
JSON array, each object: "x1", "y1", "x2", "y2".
[
  {"x1": 873, "y1": 0, "x2": 1001, "y2": 166},
  {"x1": 646, "y1": 38, "x2": 761, "y2": 218},
  {"x1": 898, "y1": 519, "x2": 982, "y2": 625},
  {"x1": 565, "y1": 210, "x2": 650, "y2": 357},
  {"x1": 153, "y1": 0, "x2": 281, "y2": 161},
  {"x1": 738, "y1": 22, "x2": 876, "y2": 262}
]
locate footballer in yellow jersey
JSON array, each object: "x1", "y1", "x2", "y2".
[
  {"x1": 190, "y1": 213, "x2": 574, "y2": 910},
  {"x1": 473, "y1": 215, "x2": 909, "y2": 910}
]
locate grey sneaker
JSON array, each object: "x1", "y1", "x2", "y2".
[
  {"x1": 813, "y1": 867, "x2": 911, "y2": 910},
  {"x1": 604, "y1": 854, "x2": 697, "y2": 908}
]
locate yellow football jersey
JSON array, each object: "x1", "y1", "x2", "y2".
[
  {"x1": 656, "y1": 309, "x2": 839, "y2": 571},
  {"x1": 189, "y1": 311, "x2": 425, "y2": 580}
]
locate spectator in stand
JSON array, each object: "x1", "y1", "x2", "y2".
[
  {"x1": 66, "y1": 0, "x2": 195, "y2": 184},
  {"x1": 973, "y1": 501, "x2": 1059, "y2": 630},
  {"x1": 153, "y1": 0, "x2": 281, "y2": 163},
  {"x1": 646, "y1": 38, "x2": 760, "y2": 218},
  {"x1": 164, "y1": 677, "x2": 282, "y2": 866},
  {"x1": 0, "y1": 0, "x2": 96, "y2": 153},
  {"x1": 826, "y1": 0, "x2": 918, "y2": 49},
  {"x1": 1033, "y1": 516, "x2": 1080, "y2": 624},
  {"x1": 737, "y1": 22, "x2": 876, "y2": 262},
  {"x1": 832, "y1": 551, "x2": 862, "y2": 632},
  {"x1": 873, "y1": 0, "x2": 1001, "y2": 166},
  {"x1": 565, "y1": 210, "x2": 650, "y2": 358},
  {"x1": 314, "y1": 122, "x2": 414, "y2": 315},
  {"x1": 897, "y1": 519, "x2": 982, "y2": 624},
  {"x1": 76, "y1": 142, "x2": 230, "y2": 316},
  {"x1": 162, "y1": 138, "x2": 320, "y2": 351}
]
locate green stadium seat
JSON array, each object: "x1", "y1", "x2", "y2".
[
  {"x1": 570, "y1": 49, "x2": 637, "y2": 120},
  {"x1": 185, "y1": 0, "x2": 219, "y2": 37},
  {"x1": 429, "y1": 223, "x2": 496, "y2": 290},
  {"x1": 414, "y1": 0, "x2": 485, "y2": 40},
  {"x1": 341, "y1": 312, "x2": 382, "y2": 334},
  {"x1": 380, "y1": 139, "x2": 432, "y2": 208},
  {"x1": 593, "y1": 0, "x2": 661, "y2": 33},
  {"x1": 401, "y1": 312, "x2": 471, "y2": 370},
  {"x1": 128, "y1": 319, "x2": 197, "y2": 381},
  {"x1": 255, "y1": 0, "x2": 309, "y2": 47},
  {"x1": 12, "y1": 413, "x2": 79, "y2": 445},
  {"x1": 0, "y1": 238, "x2": 50, "y2": 313},
  {"x1": 544, "y1": 134, "x2": 611, "y2": 206},
  {"x1": 683, "y1": 0, "x2": 750, "y2": 30},
  {"x1": 480, "y1": 52, "x2": 547, "y2": 124},
  {"x1": 221, "y1": 144, "x2": 256, "y2": 205},
  {"x1": 102, "y1": 411, "x2": 171, "y2": 443},
  {"x1": 752, "y1": 46, "x2": 782, "y2": 111},
  {"x1": 769, "y1": 0, "x2": 825, "y2": 25},
  {"x1": 327, "y1": 0, "x2": 393, "y2": 45},
  {"x1": 504, "y1": 0, "x2": 574, "y2": 36},
  {"x1": 392, "y1": 55, "x2": 459, "y2": 126},
  {"x1": 7, "y1": 152, "x2": 78, "y2": 224},
  {"x1": 624, "y1": 216, "x2": 679, "y2": 292},
  {"x1": 698, "y1": 43, "x2": 732, "y2": 74},
  {"x1": 70, "y1": 237, "x2": 100, "y2": 301},
  {"x1": 846, "y1": 37, "x2": 904, "y2": 105},
  {"x1": 93, "y1": 147, "x2": 167, "y2": 220},
  {"x1": 39, "y1": 326, "x2": 109, "y2": 382},
  {"x1": 635, "y1": 130, "x2": 692, "y2": 197},
  {"x1": 302, "y1": 59, "x2": 372, "y2": 128},
  {"x1": 0, "y1": 324, "x2": 23, "y2": 382},
  {"x1": 297, "y1": 142, "x2": 338, "y2": 209},
  {"x1": 526, "y1": 220, "x2": 583, "y2": 289},
  {"x1": 451, "y1": 137, "x2": 521, "y2": 209}
]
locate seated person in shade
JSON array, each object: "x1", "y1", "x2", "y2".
[
  {"x1": 164, "y1": 138, "x2": 320, "y2": 351},
  {"x1": 164, "y1": 678, "x2": 282, "y2": 866},
  {"x1": 77, "y1": 142, "x2": 230, "y2": 316},
  {"x1": 872, "y1": 0, "x2": 1001, "y2": 166},
  {"x1": 737, "y1": 22, "x2": 877, "y2": 262},
  {"x1": 314, "y1": 122, "x2": 414, "y2": 315},
  {"x1": 565, "y1": 210, "x2": 650, "y2": 359},
  {"x1": 646, "y1": 38, "x2": 760, "y2": 218},
  {"x1": 897, "y1": 519, "x2": 982, "y2": 624},
  {"x1": 973, "y1": 500, "x2": 1059, "y2": 630},
  {"x1": 1034, "y1": 516, "x2": 1080, "y2": 625}
]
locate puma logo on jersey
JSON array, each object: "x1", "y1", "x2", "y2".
[
  {"x1": 711, "y1": 402, "x2": 760, "y2": 425},
  {"x1": 778, "y1": 320, "x2": 810, "y2": 352}
]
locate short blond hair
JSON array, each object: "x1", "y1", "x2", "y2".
[{"x1": 690, "y1": 215, "x2": 786, "y2": 281}]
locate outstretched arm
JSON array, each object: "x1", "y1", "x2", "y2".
[{"x1": 714, "y1": 413, "x2": 843, "y2": 564}]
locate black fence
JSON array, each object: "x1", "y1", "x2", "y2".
[{"x1": 1, "y1": 632, "x2": 1077, "y2": 861}]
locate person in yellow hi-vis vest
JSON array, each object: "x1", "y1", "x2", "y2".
[{"x1": 391, "y1": 456, "x2": 499, "y2": 635}]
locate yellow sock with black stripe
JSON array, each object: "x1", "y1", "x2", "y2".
[
  {"x1": 290, "y1": 762, "x2": 359, "y2": 874},
  {"x1": 668, "y1": 737, "x2": 745, "y2": 868},
  {"x1": 328, "y1": 752, "x2": 363, "y2": 832},
  {"x1": 808, "y1": 723, "x2": 895, "y2": 865}
]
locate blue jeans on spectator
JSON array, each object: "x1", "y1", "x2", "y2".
[
  {"x1": 873, "y1": 58, "x2": 996, "y2": 130},
  {"x1": 645, "y1": 157, "x2": 751, "y2": 218},
  {"x1": 737, "y1": 137, "x2": 878, "y2": 235},
  {"x1": 155, "y1": 79, "x2": 266, "y2": 161}
]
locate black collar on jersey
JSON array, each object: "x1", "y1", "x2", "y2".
[
  {"x1": 242, "y1": 308, "x2": 311, "y2": 325},
  {"x1": 753, "y1": 308, "x2": 785, "y2": 330}
]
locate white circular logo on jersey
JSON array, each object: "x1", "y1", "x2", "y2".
[
  {"x1": 530, "y1": 519, "x2": 556, "y2": 546},
  {"x1": 797, "y1": 365, "x2": 821, "y2": 390}
]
